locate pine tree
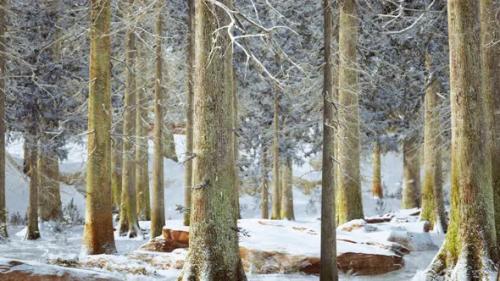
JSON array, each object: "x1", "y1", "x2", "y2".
[
  {"x1": 271, "y1": 87, "x2": 281, "y2": 220},
  {"x1": 401, "y1": 137, "x2": 420, "y2": 209},
  {"x1": 82, "y1": 0, "x2": 116, "y2": 255},
  {"x1": 0, "y1": 0, "x2": 8, "y2": 239},
  {"x1": 260, "y1": 146, "x2": 269, "y2": 219},
  {"x1": 111, "y1": 121, "x2": 123, "y2": 212},
  {"x1": 151, "y1": 0, "x2": 165, "y2": 239},
  {"x1": 280, "y1": 156, "x2": 294, "y2": 220},
  {"x1": 336, "y1": 0, "x2": 363, "y2": 224},
  {"x1": 178, "y1": 0, "x2": 246, "y2": 279},
  {"x1": 183, "y1": 0, "x2": 194, "y2": 227},
  {"x1": 320, "y1": 0, "x2": 338, "y2": 279},
  {"x1": 25, "y1": 137, "x2": 40, "y2": 240},
  {"x1": 371, "y1": 141, "x2": 383, "y2": 199}
]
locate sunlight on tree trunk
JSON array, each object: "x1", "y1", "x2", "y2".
[
  {"x1": 280, "y1": 156, "x2": 294, "y2": 220},
  {"x1": 271, "y1": 88, "x2": 281, "y2": 220},
  {"x1": 260, "y1": 147, "x2": 269, "y2": 219},
  {"x1": 371, "y1": 141, "x2": 383, "y2": 199},
  {"x1": 402, "y1": 137, "x2": 420, "y2": 209}
]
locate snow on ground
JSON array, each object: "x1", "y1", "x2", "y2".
[{"x1": 1, "y1": 135, "x2": 444, "y2": 280}]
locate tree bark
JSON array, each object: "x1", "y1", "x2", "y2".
[
  {"x1": 83, "y1": 0, "x2": 116, "y2": 255},
  {"x1": 118, "y1": 0, "x2": 140, "y2": 238},
  {"x1": 260, "y1": 146, "x2": 269, "y2": 219},
  {"x1": 111, "y1": 121, "x2": 123, "y2": 212},
  {"x1": 280, "y1": 156, "x2": 294, "y2": 220},
  {"x1": 271, "y1": 88, "x2": 281, "y2": 220},
  {"x1": 336, "y1": 0, "x2": 363, "y2": 224},
  {"x1": 232, "y1": 70, "x2": 240, "y2": 219},
  {"x1": 402, "y1": 137, "x2": 420, "y2": 209},
  {"x1": 25, "y1": 138, "x2": 40, "y2": 240},
  {"x1": 320, "y1": 0, "x2": 338, "y2": 279},
  {"x1": 371, "y1": 141, "x2": 383, "y2": 199},
  {"x1": 178, "y1": 0, "x2": 246, "y2": 279},
  {"x1": 183, "y1": 0, "x2": 195, "y2": 227},
  {"x1": 151, "y1": 0, "x2": 165, "y2": 239},
  {"x1": 426, "y1": 1, "x2": 497, "y2": 278},
  {"x1": 0, "y1": 0, "x2": 8, "y2": 239},
  {"x1": 38, "y1": 150, "x2": 62, "y2": 221},
  {"x1": 421, "y1": 52, "x2": 447, "y2": 232}
]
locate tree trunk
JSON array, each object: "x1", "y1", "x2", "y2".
[
  {"x1": 232, "y1": 71, "x2": 240, "y2": 219},
  {"x1": 0, "y1": 0, "x2": 7, "y2": 239},
  {"x1": 402, "y1": 137, "x2": 420, "y2": 209},
  {"x1": 280, "y1": 156, "x2": 294, "y2": 220},
  {"x1": 38, "y1": 150, "x2": 62, "y2": 221},
  {"x1": 271, "y1": 89, "x2": 281, "y2": 220},
  {"x1": 421, "y1": 52, "x2": 447, "y2": 232},
  {"x1": 111, "y1": 121, "x2": 123, "y2": 212},
  {"x1": 83, "y1": 0, "x2": 116, "y2": 255},
  {"x1": 135, "y1": 43, "x2": 150, "y2": 221},
  {"x1": 426, "y1": 1, "x2": 497, "y2": 278},
  {"x1": 260, "y1": 146, "x2": 269, "y2": 219},
  {"x1": 151, "y1": 0, "x2": 165, "y2": 239},
  {"x1": 183, "y1": 0, "x2": 195, "y2": 227},
  {"x1": 162, "y1": 125, "x2": 177, "y2": 161},
  {"x1": 25, "y1": 138, "x2": 40, "y2": 240},
  {"x1": 178, "y1": 0, "x2": 246, "y2": 279},
  {"x1": 336, "y1": 0, "x2": 363, "y2": 224},
  {"x1": 118, "y1": 0, "x2": 140, "y2": 238},
  {"x1": 371, "y1": 141, "x2": 383, "y2": 199},
  {"x1": 320, "y1": 0, "x2": 338, "y2": 278}
]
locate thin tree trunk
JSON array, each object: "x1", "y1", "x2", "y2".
[
  {"x1": 136, "y1": 42, "x2": 150, "y2": 221},
  {"x1": 38, "y1": 150, "x2": 62, "y2": 221},
  {"x1": 336, "y1": 0, "x2": 363, "y2": 224},
  {"x1": 0, "y1": 0, "x2": 8, "y2": 239},
  {"x1": 151, "y1": 0, "x2": 165, "y2": 239},
  {"x1": 83, "y1": 0, "x2": 116, "y2": 255},
  {"x1": 25, "y1": 138, "x2": 40, "y2": 240},
  {"x1": 162, "y1": 125, "x2": 177, "y2": 161},
  {"x1": 426, "y1": 1, "x2": 497, "y2": 278},
  {"x1": 183, "y1": 0, "x2": 194, "y2": 227},
  {"x1": 371, "y1": 141, "x2": 383, "y2": 199},
  {"x1": 111, "y1": 121, "x2": 123, "y2": 212},
  {"x1": 178, "y1": 0, "x2": 246, "y2": 279},
  {"x1": 421, "y1": 52, "x2": 447, "y2": 232},
  {"x1": 402, "y1": 137, "x2": 420, "y2": 209},
  {"x1": 280, "y1": 156, "x2": 294, "y2": 220},
  {"x1": 232, "y1": 70, "x2": 240, "y2": 219},
  {"x1": 321, "y1": 0, "x2": 338, "y2": 278},
  {"x1": 271, "y1": 89, "x2": 281, "y2": 220},
  {"x1": 260, "y1": 146, "x2": 269, "y2": 219},
  {"x1": 118, "y1": 0, "x2": 140, "y2": 238}
]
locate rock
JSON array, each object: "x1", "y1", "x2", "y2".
[
  {"x1": 337, "y1": 252, "x2": 404, "y2": 275},
  {"x1": 0, "y1": 258, "x2": 121, "y2": 281},
  {"x1": 387, "y1": 231, "x2": 437, "y2": 251},
  {"x1": 339, "y1": 219, "x2": 366, "y2": 232},
  {"x1": 140, "y1": 226, "x2": 189, "y2": 252},
  {"x1": 162, "y1": 227, "x2": 189, "y2": 245},
  {"x1": 364, "y1": 214, "x2": 394, "y2": 223}
]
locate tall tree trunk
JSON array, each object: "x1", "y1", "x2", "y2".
[
  {"x1": 25, "y1": 138, "x2": 40, "y2": 240},
  {"x1": 163, "y1": 125, "x2": 177, "y2": 161},
  {"x1": 136, "y1": 42, "x2": 150, "y2": 221},
  {"x1": 402, "y1": 137, "x2": 420, "y2": 209},
  {"x1": 371, "y1": 141, "x2": 383, "y2": 199},
  {"x1": 118, "y1": 0, "x2": 140, "y2": 238},
  {"x1": 0, "y1": 0, "x2": 8, "y2": 239},
  {"x1": 481, "y1": 0, "x2": 500, "y2": 251},
  {"x1": 336, "y1": 0, "x2": 363, "y2": 224},
  {"x1": 320, "y1": 0, "x2": 338, "y2": 279},
  {"x1": 111, "y1": 121, "x2": 123, "y2": 212},
  {"x1": 232, "y1": 71, "x2": 240, "y2": 219},
  {"x1": 183, "y1": 0, "x2": 194, "y2": 227},
  {"x1": 83, "y1": 0, "x2": 116, "y2": 255},
  {"x1": 271, "y1": 89, "x2": 281, "y2": 220},
  {"x1": 260, "y1": 146, "x2": 269, "y2": 219},
  {"x1": 178, "y1": 0, "x2": 246, "y2": 279},
  {"x1": 38, "y1": 150, "x2": 62, "y2": 221},
  {"x1": 151, "y1": 0, "x2": 165, "y2": 239},
  {"x1": 280, "y1": 156, "x2": 294, "y2": 220},
  {"x1": 421, "y1": 52, "x2": 447, "y2": 232},
  {"x1": 426, "y1": 1, "x2": 497, "y2": 278}
]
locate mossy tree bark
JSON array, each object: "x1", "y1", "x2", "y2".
[
  {"x1": 280, "y1": 156, "x2": 294, "y2": 220},
  {"x1": 232, "y1": 71, "x2": 241, "y2": 219},
  {"x1": 426, "y1": 1, "x2": 497, "y2": 278},
  {"x1": 271, "y1": 89, "x2": 281, "y2": 220},
  {"x1": 183, "y1": 0, "x2": 194, "y2": 227},
  {"x1": 402, "y1": 137, "x2": 420, "y2": 209},
  {"x1": 178, "y1": 0, "x2": 246, "y2": 279},
  {"x1": 118, "y1": 0, "x2": 140, "y2": 238},
  {"x1": 25, "y1": 138, "x2": 40, "y2": 240},
  {"x1": 83, "y1": 0, "x2": 116, "y2": 255},
  {"x1": 320, "y1": 0, "x2": 338, "y2": 279},
  {"x1": 421, "y1": 52, "x2": 447, "y2": 232},
  {"x1": 0, "y1": 0, "x2": 8, "y2": 239},
  {"x1": 371, "y1": 141, "x2": 383, "y2": 199},
  {"x1": 336, "y1": 0, "x2": 363, "y2": 224},
  {"x1": 151, "y1": 0, "x2": 165, "y2": 239},
  {"x1": 260, "y1": 147, "x2": 269, "y2": 219},
  {"x1": 135, "y1": 41, "x2": 150, "y2": 221}
]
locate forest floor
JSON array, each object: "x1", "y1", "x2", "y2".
[{"x1": 0, "y1": 135, "x2": 446, "y2": 280}]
